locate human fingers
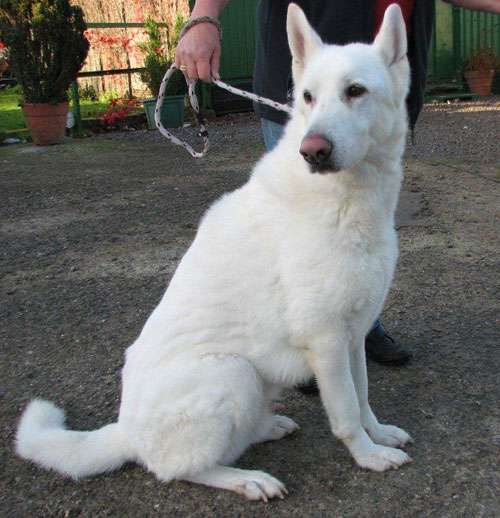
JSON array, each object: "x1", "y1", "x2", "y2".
[
  {"x1": 210, "y1": 44, "x2": 221, "y2": 80},
  {"x1": 175, "y1": 22, "x2": 220, "y2": 82},
  {"x1": 196, "y1": 60, "x2": 212, "y2": 83},
  {"x1": 175, "y1": 41, "x2": 198, "y2": 79},
  {"x1": 186, "y1": 60, "x2": 199, "y2": 81}
]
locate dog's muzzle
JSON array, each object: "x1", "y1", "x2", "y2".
[{"x1": 299, "y1": 135, "x2": 337, "y2": 173}]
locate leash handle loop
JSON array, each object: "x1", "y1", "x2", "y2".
[
  {"x1": 154, "y1": 63, "x2": 293, "y2": 158},
  {"x1": 154, "y1": 64, "x2": 209, "y2": 158}
]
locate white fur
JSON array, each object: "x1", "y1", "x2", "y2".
[{"x1": 16, "y1": 4, "x2": 413, "y2": 501}]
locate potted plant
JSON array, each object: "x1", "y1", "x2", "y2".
[
  {"x1": 0, "y1": 0, "x2": 89, "y2": 145},
  {"x1": 462, "y1": 46, "x2": 500, "y2": 96},
  {"x1": 140, "y1": 14, "x2": 187, "y2": 130}
]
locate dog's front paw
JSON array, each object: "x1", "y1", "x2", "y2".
[
  {"x1": 234, "y1": 471, "x2": 288, "y2": 502},
  {"x1": 366, "y1": 423, "x2": 413, "y2": 448},
  {"x1": 354, "y1": 445, "x2": 413, "y2": 472}
]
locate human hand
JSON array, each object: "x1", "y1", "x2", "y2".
[{"x1": 175, "y1": 22, "x2": 221, "y2": 82}]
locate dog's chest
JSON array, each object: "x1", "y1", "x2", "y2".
[
  {"x1": 277, "y1": 213, "x2": 398, "y2": 333},
  {"x1": 244, "y1": 222, "x2": 397, "y2": 385}
]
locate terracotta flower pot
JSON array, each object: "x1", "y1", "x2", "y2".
[
  {"x1": 21, "y1": 102, "x2": 69, "y2": 145},
  {"x1": 464, "y1": 69, "x2": 495, "y2": 96}
]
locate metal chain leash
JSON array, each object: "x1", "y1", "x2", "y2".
[{"x1": 154, "y1": 63, "x2": 292, "y2": 158}]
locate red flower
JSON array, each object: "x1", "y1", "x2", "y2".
[{"x1": 117, "y1": 107, "x2": 131, "y2": 118}]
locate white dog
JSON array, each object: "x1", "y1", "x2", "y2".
[{"x1": 16, "y1": 4, "x2": 413, "y2": 501}]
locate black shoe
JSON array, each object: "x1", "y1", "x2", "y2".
[{"x1": 365, "y1": 324, "x2": 412, "y2": 365}]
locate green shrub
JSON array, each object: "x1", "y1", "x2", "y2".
[
  {"x1": 98, "y1": 90, "x2": 121, "y2": 103},
  {"x1": 463, "y1": 46, "x2": 500, "y2": 73},
  {"x1": 80, "y1": 84, "x2": 97, "y2": 101},
  {"x1": 68, "y1": 83, "x2": 98, "y2": 103},
  {"x1": 140, "y1": 14, "x2": 187, "y2": 98},
  {"x1": 0, "y1": 0, "x2": 89, "y2": 104}
]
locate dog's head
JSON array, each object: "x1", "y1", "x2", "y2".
[{"x1": 287, "y1": 3, "x2": 410, "y2": 173}]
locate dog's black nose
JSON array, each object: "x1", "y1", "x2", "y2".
[{"x1": 299, "y1": 135, "x2": 332, "y2": 165}]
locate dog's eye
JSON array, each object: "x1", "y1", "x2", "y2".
[
  {"x1": 346, "y1": 85, "x2": 367, "y2": 98},
  {"x1": 303, "y1": 90, "x2": 313, "y2": 104}
]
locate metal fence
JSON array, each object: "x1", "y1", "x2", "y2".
[
  {"x1": 71, "y1": 22, "x2": 171, "y2": 129},
  {"x1": 428, "y1": 3, "x2": 500, "y2": 88},
  {"x1": 205, "y1": 0, "x2": 500, "y2": 110}
]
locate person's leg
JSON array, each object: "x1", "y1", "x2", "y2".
[{"x1": 261, "y1": 118, "x2": 285, "y2": 151}]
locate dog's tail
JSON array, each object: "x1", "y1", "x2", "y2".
[{"x1": 15, "y1": 399, "x2": 134, "y2": 479}]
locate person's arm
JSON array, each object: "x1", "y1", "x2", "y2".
[
  {"x1": 175, "y1": 0, "x2": 232, "y2": 82},
  {"x1": 442, "y1": 0, "x2": 500, "y2": 14}
]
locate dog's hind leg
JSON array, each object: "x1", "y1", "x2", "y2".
[
  {"x1": 178, "y1": 373, "x2": 291, "y2": 501},
  {"x1": 254, "y1": 414, "x2": 300, "y2": 443},
  {"x1": 248, "y1": 384, "x2": 299, "y2": 443},
  {"x1": 184, "y1": 465, "x2": 287, "y2": 502},
  {"x1": 124, "y1": 353, "x2": 288, "y2": 500},
  {"x1": 349, "y1": 341, "x2": 413, "y2": 449}
]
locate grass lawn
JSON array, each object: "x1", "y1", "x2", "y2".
[
  {"x1": 0, "y1": 87, "x2": 25, "y2": 131},
  {"x1": 0, "y1": 87, "x2": 143, "y2": 133}
]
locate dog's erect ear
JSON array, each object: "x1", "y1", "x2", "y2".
[
  {"x1": 373, "y1": 4, "x2": 407, "y2": 67},
  {"x1": 287, "y1": 3, "x2": 323, "y2": 84}
]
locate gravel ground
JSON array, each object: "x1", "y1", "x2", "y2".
[
  {"x1": 1, "y1": 97, "x2": 499, "y2": 517},
  {"x1": 92, "y1": 95, "x2": 500, "y2": 164}
]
